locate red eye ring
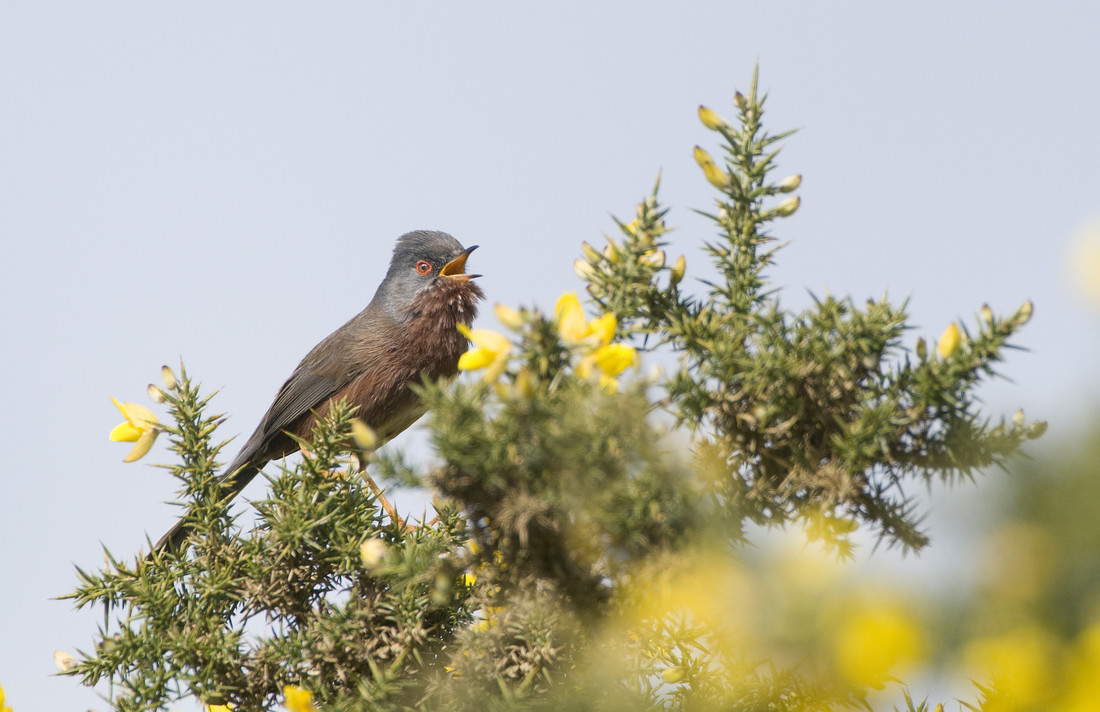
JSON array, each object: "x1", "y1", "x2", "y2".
[{"x1": 416, "y1": 260, "x2": 433, "y2": 275}]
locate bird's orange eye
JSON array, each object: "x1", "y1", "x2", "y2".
[{"x1": 416, "y1": 260, "x2": 433, "y2": 275}]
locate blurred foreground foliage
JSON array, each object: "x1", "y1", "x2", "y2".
[{"x1": 65, "y1": 69, "x2": 1054, "y2": 712}]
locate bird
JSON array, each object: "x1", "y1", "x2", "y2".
[{"x1": 154, "y1": 230, "x2": 484, "y2": 552}]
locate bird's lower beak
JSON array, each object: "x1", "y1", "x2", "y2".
[{"x1": 440, "y1": 245, "x2": 481, "y2": 281}]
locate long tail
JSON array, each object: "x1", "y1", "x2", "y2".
[{"x1": 152, "y1": 460, "x2": 261, "y2": 553}]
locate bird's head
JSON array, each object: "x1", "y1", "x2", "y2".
[{"x1": 375, "y1": 230, "x2": 484, "y2": 323}]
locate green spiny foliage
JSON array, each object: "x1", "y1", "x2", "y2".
[
  {"x1": 577, "y1": 67, "x2": 1041, "y2": 551},
  {"x1": 65, "y1": 66, "x2": 1042, "y2": 712},
  {"x1": 66, "y1": 368, "x2": 473, "y2": 711}
]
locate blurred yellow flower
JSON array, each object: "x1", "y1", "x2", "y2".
[
  {"x1": 588, "y1": 313, "x2": 616, "y2": 345},
  {"x1": 1067, "y1": 217, "x2": 1100, "y2": 311},
  {"x1": 494, "y1": 303, "x2": 524, "y2": 330},
  {"x1": 937, "y1": 322, "x2": 960, "y2": 358},
  {"x1": 579, "y1": 343, "x2": 639, "y2": 392},
  {"x1": 283, "y1": 685, "x2": 317, "y2": 712},
  {"x1": 108, "y1": 397, "x2": 160, "y2": 462},
  {"x1": 457, "y1": 323, "x2": 512, "y2": 382},
  {"x1": 965, "y1": 625, "x2": 1058, "y2": 710},
  {"x1": 208, "y1": 705, "x2": 234, "y2": 712},
  {"x1": 350, "y1": 418, "x2": 379, "y2": 451},
  {"x1": 359, "y1": 537, "x2": 388, "y2": 569},
  {"x1": 832, "y1": 600, "x2": 925, "y2": 688},
  {"x1": 1061, "y1": 623, "x2": 1100, "y2": 712},
  {"x1": 0, "y1": 684, "x2": 11, "y2": 712},
  {"x1": 554, "y1": 292, "x2": 590, "y2": 342}
]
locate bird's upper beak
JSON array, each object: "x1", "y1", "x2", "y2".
[{"x1": 440, "y1": 245, "x2": 481, "y2": 281}]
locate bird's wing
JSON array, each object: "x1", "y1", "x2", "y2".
[{"x1": 229, "y1": 322, "x2": 368, "y2": 470}]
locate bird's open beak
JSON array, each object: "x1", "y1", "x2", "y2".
[{"x1": 440, "y1": 245, "x2": 481, "y2": 281}]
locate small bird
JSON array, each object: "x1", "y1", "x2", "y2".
[{"x1": 155, "y1": 230, "x2": 484, "y2": 552}]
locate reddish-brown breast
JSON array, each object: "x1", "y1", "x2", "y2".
[{"x1": 299, "y1": 276, "x2": 484, "y2": 441}]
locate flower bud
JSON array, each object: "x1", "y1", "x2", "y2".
[
  {"x1": 937, "y1": 323, "x2": 961, "y2": 358},
  {"x1": 350, "y1": 418, "x2": 379, "y2": 451},
  {"x1": 609, "y1": 239, "x2": 630, "y2": 264},
  {"x1": 514, "y1": 367, "x2": 537, "y2": 398},
  {"x1": 54, "y1": 649, "x2": 77, "y2": 672},
  {"x1": 661, "y1": 666, "x2": 685, "y2": 684},
  {"x1": 574, "y1": 258, "x2": 596, "y2": 280},
  {"x1": 702, "y1": 161, "x2": 730, "y2": 190},
  {"x1": 494, "y1": 303, "x2": 524, "y2": 330},
  {"x1": 160, "y1": 365, "x2": 177, "y2": 390},
  {"x1": 643, "y1": 250, "x2": 666, "y2": 269},
  {"x1": 692, "y1": 145, "x2": 713, "y2": 168},
  {"x1": 1027, "y1": 420, "x2": 1048, "y2": 439},
  {"x1": 360, "y1": 537, "x2": 388, "y2": 569},
  {"x1": 915, "y1": 337, "x2": 927, "y2": 361},
  {"x1": 733, "y1": 91, "x2": 747, "y2": 110},
  {"x1": 1013, "y1": 409, "x2": 1025, "y2": 428},
  {"x1": 147, "y1": 384, "x2": 167, "y2": 403},
  {"x1": 581, "y1": 241, "x2": 601, "y2": 264},
  {"x1": 778, "y1": 174, "x2": 802, "y2": 193},
  {"x1": 775, "y1": 195, "x2": 800, "y2": 216},
  {"x1": 1016, "y1": 300, "x2": 1034, "y2": 325},
  {"x1": 669, "y1": 255, "x2": 686, "y2": 286},
  {"x1": 981, "y1": 303, "x2": 994, "y2": 327},
  {"x1": 697, "y1": 105, "x2": 726, "y2": 131}
]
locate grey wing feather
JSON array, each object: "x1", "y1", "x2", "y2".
[{"x1": 229, "y1": 327, "x2": 365, "y2": 473}]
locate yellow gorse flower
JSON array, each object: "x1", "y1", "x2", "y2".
[
  {"x1": 554, "y1": 292, "x2": 590, "y2": 342},
  {"x1": 283, "y1": 685, "x2": 318, "y2": 712},
  {"x1": 832, "y1": 600, "x2": 925, "y2": 687},
  {"x1": 0, "y1": 684, "x2": 11, "y2": 712},
  {"x1": 457, "y1": 323, "x2": 513, "y2": 382},
  {"x1": 555, "y1": 292, "x2": 638, "y2": 391},
  {"x1": 108, "y1": 397, "x2": 160, "y2": 462}
]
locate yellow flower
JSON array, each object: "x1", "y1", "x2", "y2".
[
  {"x1": 554, "y1": 293, "x2": 637, "y2": 391},
  {"x1": 833, "y1": 600, "x2": 925, "y2": 687},
  {"x1": 579, "y1": 343, "x2": 638, "y2": 392},
  {"x1": 208, "y1": 705, "x2": 235, "y2": 712},
  {"x1": 554, "y1": 292, "x2": 591, "y2": 342},
  {"x1": 108, "y1": 397, "x2": 160, "y2": 462},
  {"x1": 964, "y1": 625, "x2": 1057, "y2": 709},
  {"x1": 494, "y1": 303, "x2": 524, "y2": 330},
  {"x1": 0, "y1": 684, "x2": 11, "y2": 712},
  {"x1": 283, "y1": 685, "x2": 318, "y2": 712},
  {"x1": 588, "y1": 313, "x2": 617, "y2": 345},
  {"x1": 937, "y1": 322, "x2": 961, "y2": 358},
  {"x1": 457, "y1": 323, "x2": 512, "y2": 382}
]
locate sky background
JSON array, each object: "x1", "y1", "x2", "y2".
[{"x1": 2, "y1": 3, "x2": 1099, "y2": 709}]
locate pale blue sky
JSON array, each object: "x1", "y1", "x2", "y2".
[{"x1": 2, "y1": 3, "x2": 1098, "y2": 709}]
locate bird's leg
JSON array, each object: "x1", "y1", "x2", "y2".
[
  {"x1": 363, "y1": 473, "x2": 405, "y2": 530},
  {"x1": 348, "y1": 452, "x2": 406, "y2": 530}
]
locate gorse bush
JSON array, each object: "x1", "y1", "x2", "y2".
[{"x1": 63, "y1": 67, "x2": 1045, "y2": 712}]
